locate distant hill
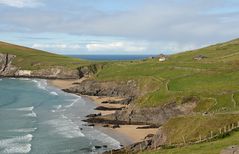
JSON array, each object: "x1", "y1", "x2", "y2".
[{"x1": 171, "y1": 38, "x2": 239, "y2": 62}]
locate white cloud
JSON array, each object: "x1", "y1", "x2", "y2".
[
  {"x1": 0, "y1": 0, "x2": 42, "y2": 8},
  {"x1": 32, "y1": 43, "x2": 81, "y2": 50},
  {"x1": 86, "y1": 41, "x2": 146, "y2": 52}
]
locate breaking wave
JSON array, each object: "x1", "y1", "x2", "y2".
[{"x1": 0, "y1": 134, "x2": 33, "y2": 154}]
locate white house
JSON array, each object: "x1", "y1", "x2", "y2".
[{"x1": 158, "y1": 54, "x2": 167, "y2": 62}]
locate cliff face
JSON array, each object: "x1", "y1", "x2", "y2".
[
  {"x1": 64, "y1": 79, "x2": 139, "y2": 100},
  {"x1": 0, "y1": 53, "x2": 80, "y2": 79},
  {"x1": 22, "y1": 67, "x2": 80, "y2": 79},
  {"x1": 115, "y1": 100, "x2": 197, "y2": 126},
  {"x1": 0, "y1": 53, "x2": 106, "y2": 79},
  {"x1": 65, "y1": 79, "x2": 198, "y2": 125},
  {"x1": 0, "y1": 53, "x2": 18, "y2": 76}
]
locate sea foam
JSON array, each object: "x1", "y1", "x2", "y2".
[
  {"x1": 0, "y1": 134, "x2": 33, "y2": 154},
  {"x1": 16, "y1": 106, "x2": 34, "y2": 111},
  {"x1": 50, "y1": 91, "x2": 58, "y2": 96},
  {"x1": 45, "y1": 116, "x2": 85, "y2": 138},
  {"x1": 64, "y1": 98, "x2": 81, "y2": 108},
  {"x1": 9, "y1": 128, "x2": 37, "y2": 133},
  {"x1": 2, "y1": 143, "x2": 31, "y2": 154},
  {"x1": 24, "y1": 111, "x2": 37, "y2": 118}
]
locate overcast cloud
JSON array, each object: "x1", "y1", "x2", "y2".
[{"x1": 0, "y1": 0, "x2": 238, "y2": 54}]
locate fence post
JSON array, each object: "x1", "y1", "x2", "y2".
[
  {"x1": 140, "y1": 143, "x2": 142, "y2": 152},
  {"x1": 199, "y1": 134, "x2": 202, "y2": 142},
  {"x1": 224, "y1": 126, "x2": 227, "y2": 133},
  {"x1": 182, "y1": 136, "x2": 186, "y2": 144},
  {"x1": 219, "y1": 128, "x2": 222, "y2": 134},
  {"x1": 232, "y1": 123, "x2": 234, "y2": 130}
]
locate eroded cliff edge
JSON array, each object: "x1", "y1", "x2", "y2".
[{"x1": 0, "y1": 53, "x2": 99, "y2": 79}]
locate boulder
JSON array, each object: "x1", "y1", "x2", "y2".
[{"x1": 220, "y1": 145, "x2": 239, "y2": 154}]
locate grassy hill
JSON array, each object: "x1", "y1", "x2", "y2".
[
  {"x1": 91, "y1": 38, "x2": 239, "y2": 153},
  {"x1": 0, "y1": 41, "x2": 88, "y2": 70}
]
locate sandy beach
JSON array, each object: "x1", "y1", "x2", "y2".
[
  {"x1": 48, "y1": 79, "x2": 159, "y2": 146},
  {"x1": 48, "y1": 78, "x2": 85, "y2": 89}
]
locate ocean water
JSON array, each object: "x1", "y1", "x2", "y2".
[
  {"x1": 0, "y1": 78, "x2": 120, "y2": 154},
  {"x1": 68, "y1": 55, "x2": 156, "y2": 61}
]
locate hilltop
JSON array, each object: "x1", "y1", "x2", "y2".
[
  {"x1": 0, "y1": 41, "x2": 88, "y2": 70},
  {"x1": 0, "y1": 41, "x2": 93, "y2": 78}
]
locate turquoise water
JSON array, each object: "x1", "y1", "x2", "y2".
[{"x1": 0, "y1": 78, "x2": 120, "y2": 154}]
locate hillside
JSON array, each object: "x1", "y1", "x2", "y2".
[
  {"x1": 87, "y1": 38, "x2": 239, "y2": 153},
  {"x1": 0, "y1": 41, "x2": 96, "y2": 79},
  {"x1": 0, "y1": 41, "x2": 89, "y2": 70}
]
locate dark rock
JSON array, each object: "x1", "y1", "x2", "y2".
[
  {"x1": 64, "y1": 80, "x2": 138, "y2": 99},
  {"x1": 144, "y1": 134, "x2": 155, "y2": 139},
  {"x1": 136, "y1": 125, "x2": 160, "y2": 129},
  {"x1": 86, "y1": 113, "x2": 102, "y2": 118},
  {"x1": 95, "y1": 106, "x2": 124, "y2": 111},
  {"x1": 83, "y1": 117, "x2": 145, "y2": 125},
  {"x1": 112, "y1": 124, "x2": 120, "y2": 129},
  {"x1": 87, "y1": 124, "x2": 95, "y2": 127},
  {"x1": 103, "y1": 124, "x2": 109, "y2": 127},
  {"x1": 94, "y1": 146, "x2": 102, "y2": 149},
  {"x1": 115, "y1": 100, "x2": 198, "y2": 126},
  {"x1": 220, "y1": 145, "x2": 239, "y2": 154},
  {"x1": 101, "y1": 98, "x2": 132, "y2": 105},
  {"x1": 103, "y1": 145, "x2": 108, "y2": 148}
]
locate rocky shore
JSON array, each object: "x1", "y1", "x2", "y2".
[{"x1": 56, "y1": 78, "x2": 199, "y2": 153}]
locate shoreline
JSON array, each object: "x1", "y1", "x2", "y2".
[{"x1": 48, "y1": 79, "x2": 158, "y2": 147}]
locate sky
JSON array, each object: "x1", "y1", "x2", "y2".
[{"x1": 0, "y1": 0, "x2": 238, "y2": 55}]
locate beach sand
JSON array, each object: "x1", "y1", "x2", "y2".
[
  {"x1": 48, "y1": 79, "x2": 159, "y2": 146},
  {"x1": 87, "y1": 96, "x2": 127, "y2": 116},
  {"x1": 48, "y1": 79, "x2": 81, "y2": 89},
  {"x1": 85, "y1": 95, "x2": 159, "y2": 146}
]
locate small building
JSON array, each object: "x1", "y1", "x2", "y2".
[
  {"x1": 158, "y1": 54, "x2": 167, "y2": 62},
  {"x1": 193, "y1": 55, "x2": 208, "y2": 60}
]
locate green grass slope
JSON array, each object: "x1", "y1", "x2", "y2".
[
  {"x1": 95, "y1": 38, "x2": 239, "y2": 109},
  {"x1": 93, "y1": 38, "x2": 239, "y2": 153},
  {"x1": 0, "y1": 41, "x2": 88, "y2": 70},
  {"x1": 142, "y1": 130, "x2": 239, "y2": 154}
]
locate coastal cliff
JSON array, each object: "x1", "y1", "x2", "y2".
[{"x1": 0, "y1": 53, "x2": 99, "y2": 79}]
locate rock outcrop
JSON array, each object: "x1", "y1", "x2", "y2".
[
  {"x1": 0, "y1": 53, "x2": 87, "y2": 79},
  {"x1": 0, "y1": 53, "x2": 18, "y2": 76},
  {"x1": 115, "y1": 100, "x2": 197, "y2": 126},
  {"x1": 64, "y1": 80, "x2": 139, "y2": 104},
  {"x1": 220, "y1": 145, "x2": 239, "y2": 154}
]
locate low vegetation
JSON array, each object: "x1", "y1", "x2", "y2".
[{"x1": 0, "y1": 41, "x2": 89, "y2": 70}]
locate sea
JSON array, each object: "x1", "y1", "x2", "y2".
[
  {"x1": 68, "y1": 55, "x2": 156, "y2": 61},
  {"x1": 0, "y1": 78, "x2": 120, "y2": 154}
]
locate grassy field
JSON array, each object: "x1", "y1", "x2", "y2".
[
  {"x1": 142, "y1": 130, "x2": 239, "y2": 154},
  {"x1": 95, "y1": 38, "x2": 239, "y2": 109},
  {"x1": 93, "y1": 38, "x2": 239, "y2": 153},
  {"x1": 0, "y1": 41, "x2": 89, "y2": 70}
]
